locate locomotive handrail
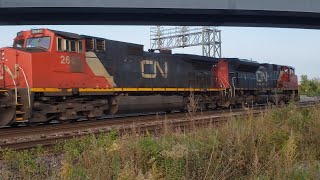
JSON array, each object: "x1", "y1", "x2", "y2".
[
  {"x1": 217, "y1": 76, "x2": 233, "y2": 97},
  {"x1": 218, "y1": 76, "x2": 231, "y2": 89},
  {"x1": 220, "y1": 78, "x2": 226, "y2": 89},
  {"x1": 4, "y1": 65, "x2": 17, "y2": 105},
  {"x1": 219, "y1": 78, "x2": 228, "y2": 97},
  {"x1": 19, "y1": 67, "x2": 31, "y2": 108},
  {"x1": 0, "y1": 63, "x2": 4, "y2": 88},
  {"x1": 231, "y1": 77, "x2": 236, "y2": 97},
  {"x1": 217, "y1": 77, "x2": 225, "y2": 88}
]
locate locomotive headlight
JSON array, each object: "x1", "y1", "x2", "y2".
[{"x1": 31, "y1": 29, "x2": 43, "y2": 34}]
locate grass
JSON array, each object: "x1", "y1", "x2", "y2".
[{"x1": 1, "y1": 104, "x2": 320, "y2": 179}]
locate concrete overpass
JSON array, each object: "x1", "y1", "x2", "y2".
[{"x1": 1, "y1": 0, "x2": 320, "y2": 28}]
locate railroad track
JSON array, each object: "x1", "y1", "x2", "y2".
[{"x1": 0, "y1": 100, "x2": 319, "y2": 150}]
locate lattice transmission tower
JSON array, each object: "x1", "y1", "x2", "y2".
[{"x1": 150, "y1": 26, "x2": 222, "y2": 58}]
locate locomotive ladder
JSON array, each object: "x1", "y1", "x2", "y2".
[
  {"x1": 0, "y1": 63, "x2": 8, "y2": 102},
  {"x1": 15, "y1": 95, "x2": 26, "y2": 122},
  {"x1": 3, "y1": 65, "x2": 18, "y2": 104},
  {"x1": 231, "y1": 77, "x2": 236, "y2": 97},
  {"x1": 3, "y1": 65, "x2": 29, "y2": 122},
  {"x1": 15, "y1": 67, "x2": 30, "y2": 122}
]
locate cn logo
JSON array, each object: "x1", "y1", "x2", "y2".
[
  {"x1": 256, "y1": 71, "x2": 268, "y2": 83},
  {"x1": 140, "y1": 60, "x2": 168, "y2": 79}
]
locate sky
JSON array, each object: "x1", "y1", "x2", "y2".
[{"x1": 0, "y1": 25, "x2": 319, "y2": 79}]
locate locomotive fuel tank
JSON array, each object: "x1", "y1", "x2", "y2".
[{"x1": 117, "y1": 95, "x2": 184, "y2": 114}]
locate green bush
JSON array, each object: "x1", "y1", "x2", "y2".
[{"x1": 299, "y1": 75, "x2": 320, "y2": 96}]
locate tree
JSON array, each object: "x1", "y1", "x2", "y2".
[{"x1": 299, "y1": 75, "x2": 320, "y2": 96}]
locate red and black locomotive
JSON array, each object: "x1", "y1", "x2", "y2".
[{"x1": 0, "y1": 29, "x2": 298, "y2": 127}]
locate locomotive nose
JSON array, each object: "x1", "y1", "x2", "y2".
[{"x1": 0, "y1": 48, "x2": 23, "y2": 127}]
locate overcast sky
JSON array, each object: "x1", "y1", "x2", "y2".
[{"x1": 0, "y1": 25, "x2": 319, "y2": 79}]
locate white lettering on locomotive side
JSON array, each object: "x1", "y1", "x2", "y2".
[
  {"x1": 256, "y1": 70, "x2": 268, "y2": 86},
  {"x1": 140, "y1": 60, "x2": 168, "y2": 79},
  {"x1": 60, "y1": 55, "x2": 71, "y2": 64},
  {"x1": 256, "y1": 71, "x2": 268, "y2": 82}
]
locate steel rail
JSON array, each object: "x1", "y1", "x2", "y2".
[{"x1": 0, "y1": 100, "x2": 319, "y2": 150}]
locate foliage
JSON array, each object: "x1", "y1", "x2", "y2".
[
  {"x1": 0, "y1": 146, "x2": 60, "y2": 179},
  {"x1": 1, "y1": 106, "x2": 320, "y2": 179},
  {"x1": 299, "y1": 75, "x2": 320, "y2": 96}
]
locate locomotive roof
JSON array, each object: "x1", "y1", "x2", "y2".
[
  {"x1": 49, "y1": 29, "x2": 143, "y2": 48},
  {"x1": 261, "y1": 63, "x2": 295, "y2": 69},
  {"x1": 173, "y1": 53, "x2": 219, "y2": 61},
  {"x1": 47, "y1": 29, "x2": 295, "y2": 69},
  {"x1": 50, "y1": 29, "x2": 83, "y2": 39},
  {"x1": 82, "y1": 35, "x2": 143, "y2": 48}
]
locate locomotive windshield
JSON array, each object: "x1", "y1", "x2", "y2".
[{"x1": 26, "y1": 37, "x2": 51, "y2": 49}]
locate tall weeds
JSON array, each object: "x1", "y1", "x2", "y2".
[{"x1": 1, "y1": 105, "x2": 320, "y2": 179}]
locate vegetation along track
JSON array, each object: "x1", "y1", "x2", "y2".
[{"x1": 0, "y1": 100, "x2": 319, "y2": 150}]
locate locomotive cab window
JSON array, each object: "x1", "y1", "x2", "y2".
[
  {"x1": 85, "y1": 38, "x2": 95, "y2": 51},
  {"x1": 78, "y1": 41, "x2": 83, "y2": 52},
  {"x1": 96, "y1": 39, "x2": 105, "y2": 51},
  {"x1": 70, "y1": 40, "x2": 76, "y2": 52},
  {"x1": 13, "y1": 39, "x2": 24, "y2": 48},
  {"x1": 290, "y1": 68, "x2": 295, "y2": 75},
  {"x1": 65, "y1": 40, "x2": 70, "y2": 51},
  {"x1": 57, "y1": 38, "x2": 63, "y2": 51},
  {"x1": 282, "y1": 68, "x2": 289, "y2": 73},
  {"x1": 57, "y1": 37, "x2": 83, "y2": 53}
]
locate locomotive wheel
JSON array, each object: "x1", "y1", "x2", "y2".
[{"x1": 0, "y1": 91, "x2": 16, "y2": 127}]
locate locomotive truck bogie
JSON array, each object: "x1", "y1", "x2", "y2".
[{"x1": 30, "y1": 94, "x2": 118, "y2": 122}]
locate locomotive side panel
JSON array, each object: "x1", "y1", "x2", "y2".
[
  {"x1": 94, "y1": 39, "x2": 218, "y2": 89},
  {"x1": 259, "y1": 63, "x2": 281, "y2": 89},
  {"x1": 226, "y1": 59, "x2": 260, "y2": 89}
]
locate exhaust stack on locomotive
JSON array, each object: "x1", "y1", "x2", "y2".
[{"x1": 0, "y1": 28, "x2": 299, "y2": 127}]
